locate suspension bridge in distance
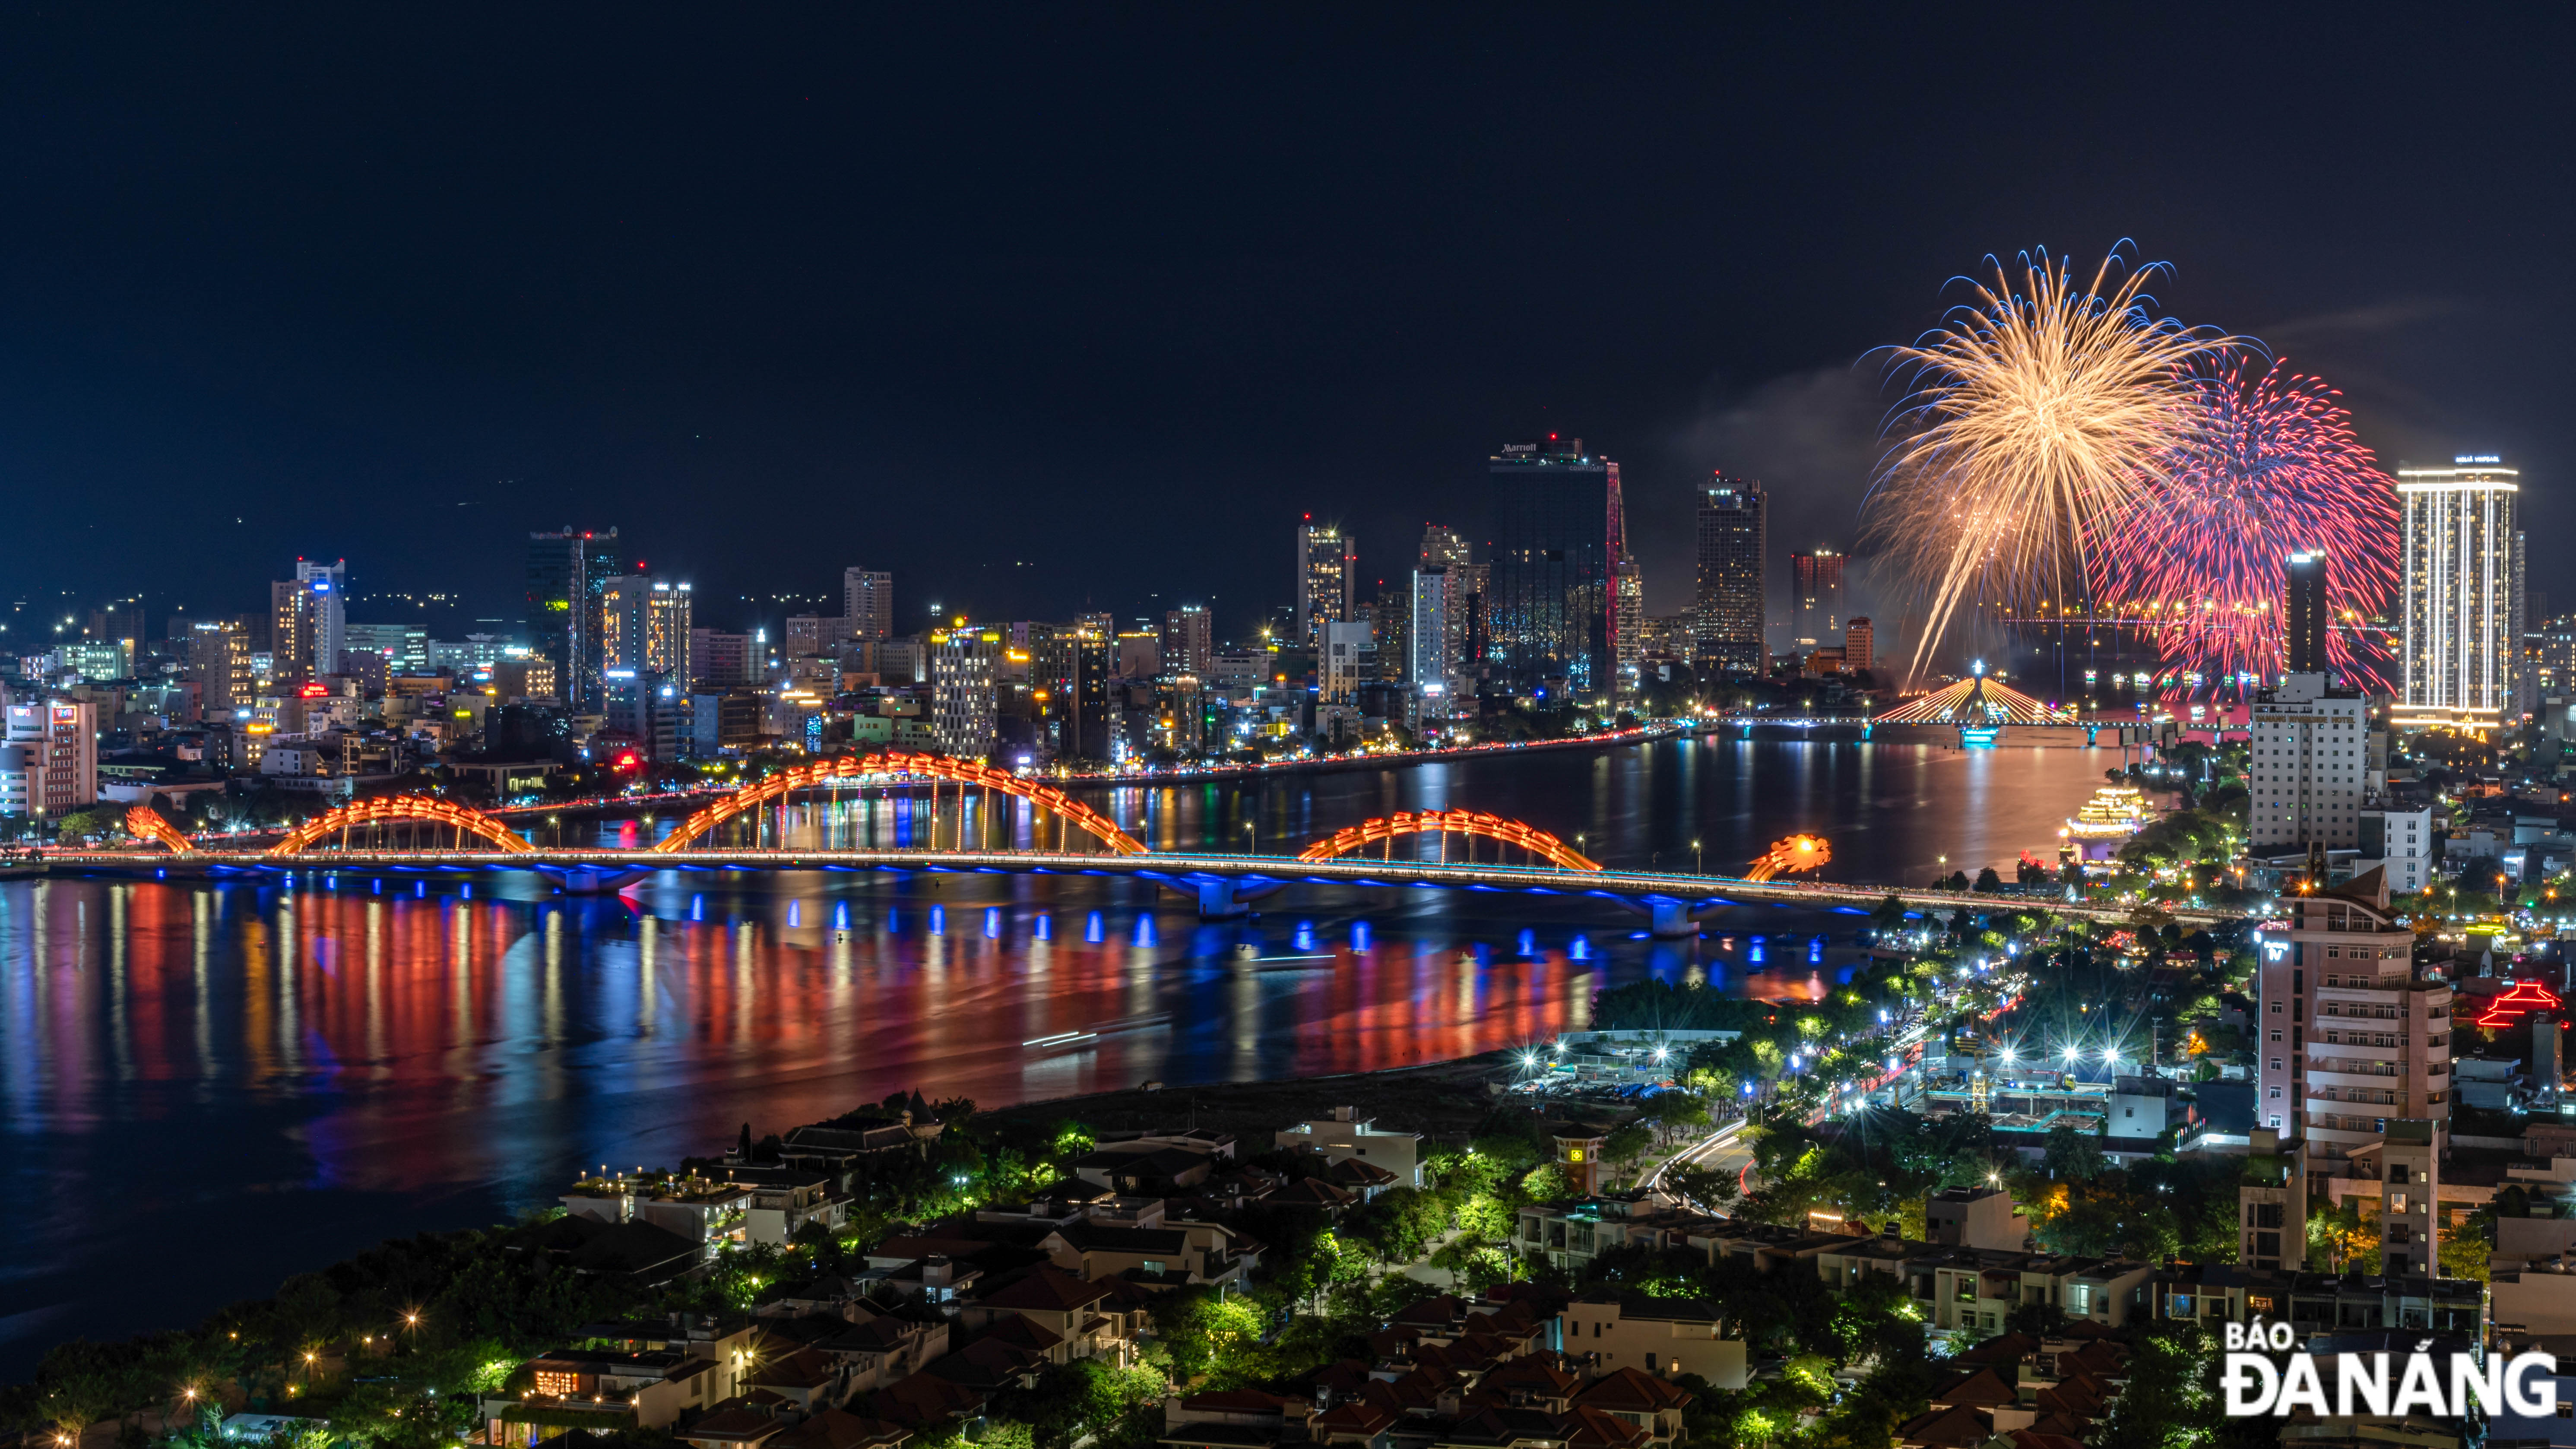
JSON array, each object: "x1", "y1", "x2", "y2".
[{"x1": 54, "y1": 750, "x2": 2218, "y2": 932}]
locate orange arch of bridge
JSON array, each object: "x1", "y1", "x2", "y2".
[
  {"x1": 1294, "y1": 809, "x2": 1602, "y2": 872},
  {"x1": 269, "y1": 795, "x2": 537, "y2": 856},
  {"x1": 126, "y1": 805, "x2": 196, "y2": 853},
  {"x1": 652, "y1": 751, "x2": 1148, "y2": 855}
]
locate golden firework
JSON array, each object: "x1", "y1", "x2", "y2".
[{"x1": 1866, "y1": 247, "x2": 2237, "y2": 675}]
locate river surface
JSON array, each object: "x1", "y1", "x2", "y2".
[{"x1": 0, "y1": 736, "x2": 2121, "y2": 1374}]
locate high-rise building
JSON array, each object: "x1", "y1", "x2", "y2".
[
  {"x1": 690, "y1": 630, "x2": 754, "y2": 690},
  {"x1": 269, "y1": 559, "x2": 346, "y2": 685},
  {"x1": 602, "y1": 672, "x2": 681, "y2": 764},
  {"x1": 2, "y1": 701, "x2": 96, "y2": 817},
  {"x1": 1297, "y1": 521, "x2": 1356, "y2": 649},
  {"x1": 524, "y1": 528, "x2": 621, "y2": 712},
  {"x1": 1033, "y1": 621, "x2": 1114, "y2": 762},
  {"x1": 2247, "y1": 672, "x2": 2367, "y2": 852},
  {"x1": 1844, "y1": 618, "x2": 1875, "y2": 675},
  {"x1": 1369, "y1": 587, "x2": 1411, "y2": 684},
  {"x1": 1323, "y1": 620, "x2": 1374, "y2": 704},
  {"x1": 604, "y1": 578, "x2": 694, "y2": 684},
  {"x1": 2284, "y1": 551, "x2": 2328, "y2": 675},
  {"x1": 1417, "y1": 527, "x2": 1473, "y2": 688},
  {"x1": 929, "y1": 624, "x2": 1001, "y2": 760},
  {"x1": 1490, "y1": 437, "x2": 1615, "y2": 697},
  {"x1": 2395, "y1": 458, "x2": 2519, "y2": 729},
  {"x1": 1411, "y1": 568, "x2": 1454, "y2": 701},
  {"x1": 1159, "y1": 605, "x2": 1213, "y2": 678},
  {"x1": 1611, "y1": 561, "x2": 1644, "y2": 697},
  {"x1": 188, "y1": 620, "x2": 253, "y2": 719},
  {"x1": 344, "y1": 622, "x2": 429, "y2": 674},
  {"x1": 1790, "y1": 552, "x2": 1844, "y2": 646},
  {"x1": 1694, "y1": 474, "x2": 1765, "y2": 672},
  {"x1": 2253, "y1": 871, "x2": 2453, "y2": 1173},
  {"x1": 843, "y1": 569, "x2": 894, "y2": 642}
]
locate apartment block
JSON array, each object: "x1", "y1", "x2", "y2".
[{"x1": 2254, "y1": 869, "x2": 2453, "y2": 1160}]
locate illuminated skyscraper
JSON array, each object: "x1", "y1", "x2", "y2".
[
  {"x1": 1612, "y1": 561, "x2": 1644, "y2": 695},
  {"x1": 604, "y1": 577, "x2": 694, "y2": 684},
  {"x1": 2395, "y1": 458, "x2": 2520, "y2": 729},
  {"x1": 269, "y1": 558, "x2": 346, "y2": 685},
  {"x1": 1159, "y1": 604, "x2": 1212, "y2": 677},
  {"x1": 1693, "y1": 475, "x2": 1764, "y2": 672},
  {"x1": 1490, "y1": 436, "x2": 1614, "y2": 697},
  {"x1": 1790, "y1": 552, "x2": 1843, "y2": 647},
  {"x1": 1297, "y1": 521, "x2": 1356, "y2": 649},
  {"x1": 525, "y1": 528, "x2": 622, "y2": 710}
]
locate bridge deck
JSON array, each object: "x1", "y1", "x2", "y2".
[{"x1": 33, "y1": 848, "x2": 2218, "y2": 925}]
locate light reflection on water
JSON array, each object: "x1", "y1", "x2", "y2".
[{"x1": 0, "y1": 737, "x2": 2117, "y2": 1371}]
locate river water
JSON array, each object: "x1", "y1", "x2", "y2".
[{"x1": 0, "y1": 736, "x2": 2119, "y2": 1373}]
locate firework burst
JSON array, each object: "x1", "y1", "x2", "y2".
[
  {"x1": 1866, "y1": 247, "x2": 2237, "y2": 675},
  {"x1": 2087, "y1": 359, "x2": 2399, "y2": 686}
]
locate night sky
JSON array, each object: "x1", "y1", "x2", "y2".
[{"x1": 3, "y1": 10, "x2": 2570, "y2": 646}]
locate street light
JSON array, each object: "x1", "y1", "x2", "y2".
[{"x1": 1692, "y1": 838, "x2": 1703, "y2": 874}]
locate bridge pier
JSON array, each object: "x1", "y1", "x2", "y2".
[
  {"x1": 1196, "y1": 879, "x2": 1247, "y2": 919},
  {"x1": 1647, "y1": 897, "x2": 1701, "y2": 939},
  {"x1": 531, "y1": 865, "x2": 651, "y2": 895}
]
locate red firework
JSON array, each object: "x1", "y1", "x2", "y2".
[{"x1": 2086, "y1": 359, "x2": 2399, "y2": 686}]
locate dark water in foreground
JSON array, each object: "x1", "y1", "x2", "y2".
[{"x1": 0, "y1": 736, "x2": 2120, "y2": 1373}]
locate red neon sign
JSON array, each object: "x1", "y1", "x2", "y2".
[{"x1": 2476, "y1": 977, "x2": 2564, "y2": 1030}]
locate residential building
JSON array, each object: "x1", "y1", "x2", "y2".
[
  {"x1": 1, "y1": 701, "x2": 97, "y2": 818},
  {"x1": 1693, "y1": 474, "x2": 1764, "y2": 672},
  {"x1": 1789, "y1": 552, "x2": 1843, "y2": 646},
  {"x1": 558, "y1": 1171, "x2": 751, "y2": 1262},
  {"x1": 1844, "y1": 618, "x2": 1874, "y2": 675},
  {"x1": 928, "y1": 625, "x2": 1000, "y2": 760},
  {"x1": 843, "y1": 568, "x2": 894, "y2": 642},
  {"x1": 2358, "y1": 805, "x2": 2435, "y2": 897},
  {"x1": 1274, "y1": 1107, "x2": 1424, "y2": 1187},
  {"x1": 1160, "y1": 605, "x2": 1212, "y2": 678},
  {"x1": 2237, "y1": 1129, "x2": 2307, "y2": 1271},
  {"x1": 1924, "y1": 1186, "x2": 2027, "y2": 1252},
  {"x1": 1491, "y1": 437, "x2": 1615, "y2": 698},
  {"x1": 187, "y1": 620, "x2": 253, "y2": 719},
  {"x1": 2246, "y1": 672, "x2": 2367, "y2": 852},
  {"x1": 1905, "y1": 1248, "x2": 2155, "y2": 1334},
  {"x1": 1322, "y1": 620, "x2": 1372, "y2": 706},
  {"x1": 717, "y1": 1166, "x2": 850, "y2": 1245},
  {"x1": 1298, "y1": 521, "x2": 1356, "y2": 650},
  {"x1": 2394, "y1": 457, "x2": 2520, "y2": 729},
  {"x1": 2253, "y1": 869, "x2": 2454, "y2": 1159},
  {"x1": 1560, "y1": 1294, "x2": 1747, "y2": 1389},
  {"x1": 2376, "y1": 1119, "x2": 2439, "y2": 1277}
]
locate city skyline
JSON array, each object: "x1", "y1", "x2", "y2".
[{"x1": 0, "y1": 13, "x2": 2567, "y2": 640}]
